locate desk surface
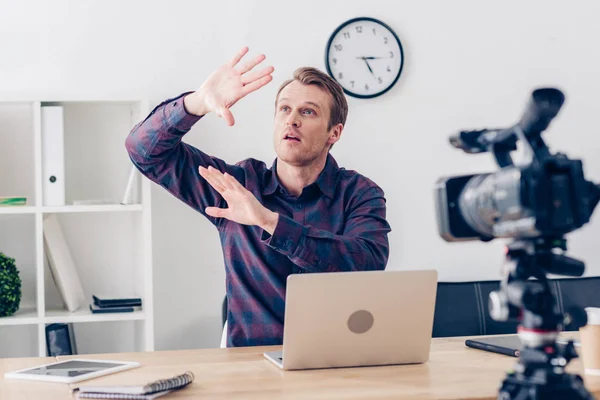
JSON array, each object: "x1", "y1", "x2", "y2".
[{"x1": 2, "y1": 333, "x2": 599, "y2": 400}]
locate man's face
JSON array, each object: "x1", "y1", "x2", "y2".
[{"x1": 273, "y1": 81, "x2": 341, "y2": 167}]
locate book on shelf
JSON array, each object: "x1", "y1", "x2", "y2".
[
  {"x1": 45, "y1": 323, "x2": 77, "y2": 356},
  {"x1": 93, "y1": 295, "x2": 142, "y2": 308},
  {"x1": 0, "y1": 196, "x2": 27, "y2": 206},
  {"x1": 43, "y1": 214, "x2": 86, "y2": 312},
  {"x1": 73, "y1": 371, "x2": 195, "y2": 399}
]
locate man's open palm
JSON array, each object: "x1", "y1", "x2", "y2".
[
  {"x1": 192, "y1": 47, "x2": 274, "y2": 126},
  {"x1": 199, "y1": 166, "x2": 272, "y2": 228}
]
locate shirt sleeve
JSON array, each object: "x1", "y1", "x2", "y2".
[
  {"x1": 261, "y1": 186, "x2": 391, "y2": 272},
  {"x1": 125, "y1": 92, "x2": 244, "y2": 228}
]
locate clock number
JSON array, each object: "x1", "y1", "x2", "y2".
[
  {"x1": 334, "y1": 44, "x2": 343, "y2": 51},
  {"x1": 355, "y1": 26, "x2": 363, "y2": 33},
  {"x1": 378, "y1": 77, "x2": 383, "y2": 84},
  {"x1": 338, "y1": 72, "x2": 343, "y2": 79},
  {"x1": 372, "y1": 28, "x2": 376, "y2": 35},
  {"x1": 365, "y1": 84, "x2": 369, "y2": 91},
  {"x1": 332, "y1": 58, "x2": 337, "y2": 64},
  {"x1": 350, "y1": 81, "x2": 355, "y2": 88},
  {"x1": 387, "y1": 65, "x2": 391, "y2": 72},
  {"x1": 389, "y1": 51, "x2": 394, "y2": 58},
  {"x1": 343, "y1": 32, "x2": 350, "y2": 39},
  {"x1": 384, "y1": 37, "x2": 388, "y2": 44}
]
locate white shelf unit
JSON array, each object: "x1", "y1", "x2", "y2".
[{"x1": 0, "y1": 99, "x2": 154, "y2": 358}]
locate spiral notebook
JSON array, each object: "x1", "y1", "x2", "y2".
[{"x1": 73, "y1": 371, "x2": 194, "y2": 399}]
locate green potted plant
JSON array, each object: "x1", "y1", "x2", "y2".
[{"x1": 0, "y1": 252, "x2": 21, "y2": 317}]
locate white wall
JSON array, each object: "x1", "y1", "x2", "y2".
[{"x1": 2, "y1": 0, "x2": 600, "y2": 350}]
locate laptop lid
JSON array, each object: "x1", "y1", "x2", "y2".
[{"x1": 279, "y1": 269, "x2": 438, "y2": 370}]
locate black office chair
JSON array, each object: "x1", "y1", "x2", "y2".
[
  {"x1": 221, "y1": 277, "x2": 600, "y2": 337},
  {"x1": 433, "y1": 276, "x2": 600, "y2": 337},
  {"x1": 222, "y1": 296, "x2": 227, "y2": 328}
]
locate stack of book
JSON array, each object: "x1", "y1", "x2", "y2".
[{"x1": 89, "y1": 295, "x2": 142, "y2": 314}]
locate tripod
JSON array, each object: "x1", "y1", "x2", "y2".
[{"x1": 488, "y1": 238, "x2": 594, "y2": 400}]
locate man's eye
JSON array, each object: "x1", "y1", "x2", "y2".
[
  {"x1": 303, "y1": 109, "x2": 315, "y2": 115},
  {"x1": 280, "y1": 106, "x2": 290, "y2": 112}
]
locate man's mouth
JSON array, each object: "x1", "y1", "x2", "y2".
[{"x1": 284, "y1": 133, "x2": 301, "y2": 142}]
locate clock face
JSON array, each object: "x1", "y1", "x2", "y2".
[{"x1": 325, "y1": 17, "x2": 404, "y2": 99}]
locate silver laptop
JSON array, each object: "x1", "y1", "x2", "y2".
[{"x1": 264, "y1": 269, "x2": 438, "y2": 370}]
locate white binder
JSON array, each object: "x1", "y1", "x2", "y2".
[
  {"x1": 44, "y1": 214, "x2": 85, "y2": 312},
  {"x1": 41, "y1": 106, "x2": 66, "y2": 206}
]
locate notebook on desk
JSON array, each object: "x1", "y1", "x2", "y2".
[{"x1": 72, "y1": 371, "x2": 194, "y2": 399}]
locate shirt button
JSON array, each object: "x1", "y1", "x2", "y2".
[{"x1": 296, "y1": 204, "x2": 302, "y2": 209}]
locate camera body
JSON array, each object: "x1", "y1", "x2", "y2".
[{"x1": 435, "y1": 89, "x2": 600, "y2": 243}]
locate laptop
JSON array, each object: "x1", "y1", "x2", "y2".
[{"x1": 264, "y1": 269, "x2": 438, "y2": 370}]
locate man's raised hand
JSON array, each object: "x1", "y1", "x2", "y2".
[{"x1": 184, "y1": 47, "x2": 274, "y2": 126}]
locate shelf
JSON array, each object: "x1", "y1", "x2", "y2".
[
  {"x1": 0, "y1": 206, "x2": 37, "y2": 215},
  {"x1": 0, "y1": 204, "x2": 143, "y2": 215},
  {"x1": 43, "y1": 204, "x2": 143, "y2": 213},
  {"x1": 44, "y1": 308, "x2": 145, "y2": 324},
  {"x1": 0, "y1": 308, "x2": 39, "y2": 326}
]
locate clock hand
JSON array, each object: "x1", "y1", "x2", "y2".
[
  {"x1": 356, "y1": 56, "x2": 389, "y2": 60},
  {"x1": 364, "y1": 59, "x2": 375, "y2": 76},
  {"x1": 355, "y1": 57, "x2": 375, "y2": 75}
]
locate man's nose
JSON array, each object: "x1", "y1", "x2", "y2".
[{"x1": 286, "y1": 111, "x2": 301, "y2": 127}]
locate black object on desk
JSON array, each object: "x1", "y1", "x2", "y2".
[{"x1": 465, "y1": 335, "x2": 521, "y2": 357}]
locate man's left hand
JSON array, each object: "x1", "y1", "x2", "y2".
[{"x1": 199, "y1": 166, "x2": 279, "y2": 234}]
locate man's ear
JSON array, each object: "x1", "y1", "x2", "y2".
[{"x1": 327, "y1": 124, "x2": 343, "y2": 146}]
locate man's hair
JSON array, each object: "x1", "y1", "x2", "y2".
[{"x1": 275, "y1": 67, "x2": 348, "y2": 131}]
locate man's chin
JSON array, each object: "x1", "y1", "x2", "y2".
[{"x1": 276, "y1": 151, "x2": 311, "y2": 167}]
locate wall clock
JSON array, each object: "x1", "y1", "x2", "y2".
[{"x1": 325, "y1": 17, "x2": 404, "y2": 99}]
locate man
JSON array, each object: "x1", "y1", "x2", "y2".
[{"x1": 125, "y1": 47, "x2": 391, "y2": 347}]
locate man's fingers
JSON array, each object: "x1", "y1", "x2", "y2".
[
  {"x1": 199, "y1": 166, "x2": 225, "y2": 193},
  {"x1": 220, "y1": 172, "x2": 236, "y2": 190},
  {"x1": 219, "y1": 107, "x2": 235, "y2": 126},
  {"x1": 228, "y1": 46, "x2": 249, "y2": 68},
  {"x1": 241, "y1": 66, "x2": 275, "y2": 85},
  {"x1": 205, "y1": 206, "x2": 229, "y2": 219},
  {"x1": 206, "y1": 166, "x2": 230, "y2": 190},
  {"x1": 237, "y1": 54, "x2": 266, "y2": 75},
  {"x1": 224, "y1": 173, "x2": 244, "y2": 190},
  {"x1": 242, "y1": 75, "x2": 273, "y2": 96}
]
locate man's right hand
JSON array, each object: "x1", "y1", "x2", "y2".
[{"x1": 184, "y1": 47, "x2": 274, "y2": 126}]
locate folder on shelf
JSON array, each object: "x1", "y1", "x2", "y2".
[
  {"x1": 41, "y1": 106, "x2": 66, "y2": 206},
  {"x1": 121, "y1": 166, "x2": 139, "y2": 205},
  {"x1": 44, "y1": 214, "x2": 85, "y2": 312}
]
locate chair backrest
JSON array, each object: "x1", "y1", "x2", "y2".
[
  {"x1": 433, "y1": 276, "x2": 600, "y2": 337},
  {"x1": 222, "y1": 296, "x2": 227, "y2": 328},
  {"x1": 221, "y1": 277, "x2": 600, "y2": 338}
]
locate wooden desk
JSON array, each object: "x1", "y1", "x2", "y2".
[{"x1": 2, "y1": 334, "x2": 600, "y2": 399}]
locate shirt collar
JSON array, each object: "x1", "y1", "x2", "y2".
[{"x1": 262, "y1": 154, "x2": 340, "y2": 199}]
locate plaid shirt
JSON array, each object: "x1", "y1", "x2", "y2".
[{"x1": 125, "y1": 93, "x2": 391, "y2": 347}]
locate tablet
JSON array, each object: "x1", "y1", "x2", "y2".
[{"x1": 4, "y1": 359, "x2": 140, "y2": 384}]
